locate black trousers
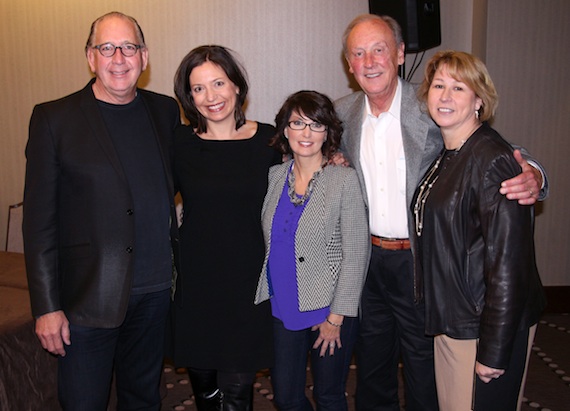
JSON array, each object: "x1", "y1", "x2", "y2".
[
  {"x1": 355, "y1": 247, "x2": 438, "y2": 411},
  {"x1": 58, "y1": 289, "x2": 170, "y2": 411},
  {"x1": 474, "y1": 326, "x2": 532, "y2": 411}
]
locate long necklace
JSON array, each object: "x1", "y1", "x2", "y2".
[
  {"x1": 413, "y1": 150, "x2": 445, "y2": 237},
  {"x1": 287, "y1": 162, "x2": 322, "y2": 206},
  {"x1": 414, "y1": 124, "x2": 480, "y2": 236}
]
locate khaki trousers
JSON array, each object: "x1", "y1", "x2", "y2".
[{"x1": 433, "y1": 325, "x2": 536, "y2": 411}]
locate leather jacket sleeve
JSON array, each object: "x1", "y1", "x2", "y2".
[{"x1": 476, "y1": 150, "x2": 542, "y2": 369}]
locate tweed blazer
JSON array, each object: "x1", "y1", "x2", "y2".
[
  {"x1": 255, "y1": 160, "x2": 370, "y2": 317},
  {"x1": 23, "y1": 79, "x2": 180, "y2": 328}
]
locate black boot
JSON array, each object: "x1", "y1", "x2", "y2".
[
  {"x1": 195, "y1": 389, "x2": 223, "y2": 411},
  {"x1": 221, "y1": 383, "x2": 253, "y2": 411},
  {"x1": 188, "y1": 368, "x2": 223, "y2": 411}
]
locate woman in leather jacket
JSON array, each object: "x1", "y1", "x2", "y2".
[{"x1": 412, "y1": 50, "x2": 545, "y2": 411}]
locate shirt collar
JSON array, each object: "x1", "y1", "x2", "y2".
[{"x1": 363, "y1": 77, "x2": 403, "y2": 121}]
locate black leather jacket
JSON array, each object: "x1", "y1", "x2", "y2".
[{"x1": 412, "y1": 123, "x2": 545, "y2": 369}]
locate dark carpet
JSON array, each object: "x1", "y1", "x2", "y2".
[{"x1": 161, "y1": 314, "x2": 570, "y2": 411}]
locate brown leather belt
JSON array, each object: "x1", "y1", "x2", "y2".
[{"x1": 371, "y1": 235, "x2": 411, "y2": 250}]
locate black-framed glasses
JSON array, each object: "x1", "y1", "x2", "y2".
[
  {"x1": 93, "y1": 42, "x2": 143, "y2": 57},
  {"x1": 287, "y1": 120, "x2": 327, "y2": 133}
]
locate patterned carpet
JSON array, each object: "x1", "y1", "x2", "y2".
[
  {"x1": 520, "y1": 314, "x2": 570, "y2": 411},
  {"x1": 161, "y1": 314, "x2": 570, "y2": 411}
]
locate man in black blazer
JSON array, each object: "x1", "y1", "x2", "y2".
[
  {"x1": 23, "y1": 12, "x2": 180, "y2": 410},
  {"x1": 335, "y1": 14, "x2": 546, "y2": 411}
]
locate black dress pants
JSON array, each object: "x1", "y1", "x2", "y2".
[
  {"x1": 474, "y1": 326, "x2": 532, "y2": 411},
  {"x1": 355, "y1": 246, "x2": 438, "y2": 411}
]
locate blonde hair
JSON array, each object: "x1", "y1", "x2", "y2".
[{"x1": 418, "y1": 50, "x2": 498, "y2": 122}]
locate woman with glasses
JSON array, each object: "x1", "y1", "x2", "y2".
[
  {"x1": 170, "y1": 45, "x2": 281, "y2": 410},
  {"x1": 255, "y1": 90, "x2": 370, "y2": 410}
]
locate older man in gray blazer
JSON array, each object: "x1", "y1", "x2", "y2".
[{"x1": 335, "y1": 14, "x2": 547, "y2": 411}]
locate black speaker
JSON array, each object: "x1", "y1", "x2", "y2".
[{"x1": 369, "y1": 0, "x2": 441, "y2": 53}]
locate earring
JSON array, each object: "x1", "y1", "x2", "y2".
[{"x1": 475, "y1": 109, "x2": 480, "y2": 119}]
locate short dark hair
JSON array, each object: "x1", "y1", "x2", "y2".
[
  {"x1": 271, "y1": 91, "x2": 343, "y2": 160},
  {"x1": 174, "y1": 45, "x2": 248, "y2": 133},
  {"x1": 85, "y1": 11, "x2": 146, "y2": 54}
]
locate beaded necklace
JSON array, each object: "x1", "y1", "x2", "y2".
[
  {"x1": 413, "y1": 149, "x2": 446, "y2": 237},
  {"x1": 287, "y1": 162, "x2": 322, "y2": 206}
]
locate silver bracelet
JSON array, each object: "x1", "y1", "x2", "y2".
[{"x1": 326, "y1": 318, "x2": 342, "y2": 327}]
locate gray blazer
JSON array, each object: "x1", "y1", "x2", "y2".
[
  {"x1": 335, "y1": 81, "x2": 442, "y2": 303},
  {"x1": 335, "y1": 80, "x2": 442, "y2": 240},
  {"x1": 254, "y1": 160, "x2": 370, "y2": 317}
]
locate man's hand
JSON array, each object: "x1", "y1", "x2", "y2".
[
  {"x1": 499, "y1": 149, "x2": 542, "y2": 205},
  {"x1": 35, "y1": 310, "x2": 71, "y2": 356},
  {"x1": 328, "y1": 152, "x2": 350, "y2": 167}
]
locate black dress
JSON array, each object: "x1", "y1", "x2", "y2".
[{"x1": 171, "y1": 122, "x2": 280, "y2": 372}]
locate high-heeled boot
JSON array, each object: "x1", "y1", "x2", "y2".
[
  {"x1": 188, "y1": 368, "x2": 224, "y2": 411},
  {"x1": 221, "y1": 383, "x2": 253, "y2": 411}
]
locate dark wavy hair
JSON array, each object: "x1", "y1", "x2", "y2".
[
  {"x1": 271, "y1": 91, "x2": 343, "y2": 160},
  {"x1": 174, "y1": 45, "x2": 248, "y2": 133}
]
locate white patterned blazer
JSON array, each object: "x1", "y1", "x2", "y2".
[{"x1": 254, "y1": 160, "x2": 370, "y2": 317}]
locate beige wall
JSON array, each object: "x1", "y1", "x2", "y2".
[
  {"x1": 1, "y1": 0, "x2": 567, "y2": 285},
  {"x1": 0, "y1": 0, "x2": 369, "y2": 251},
  {"x1": 486, "y1": 0, "x2": 570, "y2": 286}
]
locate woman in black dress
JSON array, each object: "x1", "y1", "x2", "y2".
[{"x1": 171, "y1": 45, "x2": 280, "y2": 410}]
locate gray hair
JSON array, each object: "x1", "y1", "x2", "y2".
[
  {"x1": 84, "y1": 11, "x2": 146, "y2": 54},
  {"x1": 342, "y1": 13, "x2": 404, "y2": 57}
]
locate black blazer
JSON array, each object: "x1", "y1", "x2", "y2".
[{"x1": 23, "y1": 80, "x2": 180, "y2": 328}]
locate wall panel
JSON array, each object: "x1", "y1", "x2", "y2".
[{"x1": 486, "y1": 0, "x2": 570, "y2": 285}]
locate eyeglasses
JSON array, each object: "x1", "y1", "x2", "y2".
[
  {"x1": 93, "y1": 42, "x2": 143, "y2": 57},
  {"x1": 287, "y1": 120, "x2": 327, "y2": 133}
]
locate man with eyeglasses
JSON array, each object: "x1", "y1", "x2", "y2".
[{"x1": 23, "y1": 11, "x2": 180, "y2": 410}]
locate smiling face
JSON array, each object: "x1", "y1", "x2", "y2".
[
  {"x1": 87, "y1": 15, "x2": 148, "y2": 104},
  {"x1": 189, "y1": 60, "x2": 239, "y2": 125},
  {"x1": 345, "y1": 19, "x2": 405, "y2": 113},
  {"x1": 427, "y1": 65, "x2": 482, "y2": 140},
  {"x1": 285, "y1": 110, "x2": 327, "y2": 161}
]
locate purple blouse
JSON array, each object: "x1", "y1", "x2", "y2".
[{"x1": 267, "y1": 166, "x2": 329, "y2": 331}]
